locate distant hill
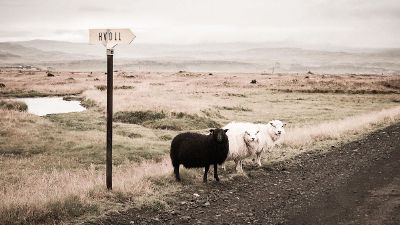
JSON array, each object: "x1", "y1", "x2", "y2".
[
  {"x1": 16, "y1": 40, "x2": 103, "y2": 57},
  {"x1": 0, "y1": 40, "x2": 399, "y2": 73},
  {"x1": 0, "y1": 42, "x2": 97, "y2": 64}
]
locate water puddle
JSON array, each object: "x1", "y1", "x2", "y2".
[{"x1": 19, "y1": 97, "x2": 86, "y2": 116}]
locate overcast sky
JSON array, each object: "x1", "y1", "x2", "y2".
[{"x1": 0, "y1": 0, "x2": 399, "y2": 48}]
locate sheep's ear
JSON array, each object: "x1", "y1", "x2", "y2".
[
  {"x1": 209, "y1": 129, "x2": 215, "y2": 133},
  {"x1": 224, "y1": 129, "x2": 229, "y2": 133}
]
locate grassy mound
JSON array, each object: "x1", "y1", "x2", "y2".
[
  {"x1": 114, "y1": 110, "x2": 220, "y2": 131},
  {"x1": 380, "y1": 78, "x2": 400, "y2": 90},
  {"x1": 114, "y1": 111, "x2": 166, "y2": 124},
  {"x1": 0, "y1": 100, "x2": 28, "y2": 112},
  {"x1": 62, "y1": 96, "x2": 97, "y2": 108}
]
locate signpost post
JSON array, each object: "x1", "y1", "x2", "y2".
[{"x1": 89, "y1": 29, "x2": 135, "y2": 190}]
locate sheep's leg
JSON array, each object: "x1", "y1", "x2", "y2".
[
  {"x1": 234, "y1": 160, "x2": 244, "y2": 173},
  {"x1": 256, "y1": 152, "x2": 262, "y2": 167},
  {"x1": 234, "y1": 159, "x2": 240, "y2": 173},
  {"x1": 214, "y1": 164, "x2": 220, "y2": 181},
  {"x1": 173, "y1": 165, "x2": 181, "y2": 181},
  {"x1": 203, "y1": 165, "x2": 210, "y2": 183}
]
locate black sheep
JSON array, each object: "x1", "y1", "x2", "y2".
[{"x1": 170, "y1": 128, "x2": 229, "y2": 182}]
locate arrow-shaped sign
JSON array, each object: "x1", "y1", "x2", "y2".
[
  {"x1": 89, "y1": 28, "x2": 135, "y2": 49},
  {"x1": 88, "y1": 28, "x2": 136, "y2": 190}
]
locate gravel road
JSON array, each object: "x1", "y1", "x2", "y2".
[{"x1": 85, "y1": 123, "x2": 400, "y2": 225}]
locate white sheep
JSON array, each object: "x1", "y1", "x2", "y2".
[
  {"x1": 253, "y1": 120, "x2": 286, "y2": 166},
  {"x1": 222, "y1": 120, "x2": 286, "y2": 172},
  {"x1": 222, "y1": 122, "x2": 260, "y2": 173}
]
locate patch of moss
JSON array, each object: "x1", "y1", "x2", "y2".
[
  {"x1": 0, "y1": 90, "x2": 80, "y2": 98},
  {"x1": 95, "y1": 85, "x2": 107, "y2": 91},
  {"x1": 114, "y1": 110, "x2": 220, "y2": 131},
  {"x1": 217, "y1": 105, "x2": 252, "y2": 112},
  {"x1": 114, "y1": 111, "x2": 166, "y2": 124},
  {"x1": 115, "y1": 85, "x2": 135, "y2": 90},
  {"x1": 81, "y1": 98, "x2": 97, "y2": 108},
  {"x1": 62, "y1": 96, "x2": 82, "y2": 101},
  {"x1": 159, "y1": 134, "x2": 173, "y2": 141},
  {"x1": 116, "y1": 130, "x2": 143, "y2": 139},
  {"x1": 227, "y1": 93, "x2": 247, "y2": 97},
  {"x1": 0, "y1": 100, "x2": 27, "y2": 112}
]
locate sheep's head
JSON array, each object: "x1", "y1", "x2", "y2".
[
  {"x1": 244, "y1": 129, "x2": 260, "y2": 144},
  {"x1": 209, "y1": 128, "x2": 229, "y2": 143},
  {"x1": 268, "y1": 120, "x2": 286, "y2": 141}
]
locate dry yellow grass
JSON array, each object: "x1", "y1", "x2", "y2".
[
  {"x1": 0, "y1": 156, "x2": 174, "y2": 225},
  {"x1": 284, "y1": 106, "x2": 400, "y2": 147},
  {"x1": 0, "y1": 157, "x2": 172, "y2": 207},
  {"x1": 264, "y1": 106, "x2": 400, "y2": 163},
  {"x1": 1, "y1": 69, "x2": 400, "y2": 224},
  {"x1": 81, "y1": 72, "x2": 400, "y2": 113},
  {"x1": 2, "y1": 106, "x2": 400, "y2": 225}
]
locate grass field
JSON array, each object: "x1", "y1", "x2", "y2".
[{"x1": 0, "y1": 69, "x2": 399, "y2": 224}]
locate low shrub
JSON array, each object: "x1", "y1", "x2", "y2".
[{"x1": 95, "y1": 85, "x2": 107, "y2": 91}]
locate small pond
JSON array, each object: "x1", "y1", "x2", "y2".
[{"x1": 19, "y1": 97, "x2": 86, "y2": 116}]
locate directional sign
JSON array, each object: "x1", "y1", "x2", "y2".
[
  {"x1": 89, "y1": 29, "x2": 135, "y2": 49},
  {"x1": 89, "y1": 28, "x2": 135, "y2": 190}
]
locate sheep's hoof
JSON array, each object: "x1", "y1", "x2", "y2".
[
  {"x1": 215, "y1": 177, "x2": 220, "y2": 182},
  {"x1": 236, "y1": 171, "x2": 248, "y2": 177}
]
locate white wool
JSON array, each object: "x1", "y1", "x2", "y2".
[
  {"x1": 222, "y1": 120, "x2": 286, "y2": 171},
  {"x1": 255, "y1": 124, "x2": 274, "y2": 153},
  {"x1": 257, "y1": 120, "x2": 286, "y2": 148},
  {"x1": 253, "y1": 120, "x2": 286, "y2": 166},
  {"x1": 224, "y1": 124, "x2": 258, "y2": 160},
  {"x1": 222, "y1": 122, "x2": 261, "y2": 172},
  {"x1": 265, "y1": 120, "x2": 286, "y2": 141}
]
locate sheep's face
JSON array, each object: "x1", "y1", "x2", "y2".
[
  {"x1": 244, "y1": 130, "x2": 260, "y2": 144},
  {"x1": 269, "y1": 120, "x2": 286, "y2": 139},
  {"x1": 210, "y1": 128, "x2": 229, "y2": 143}
]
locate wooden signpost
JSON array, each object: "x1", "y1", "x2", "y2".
[{"x1": 89, "y1": 29, "x2": 136, "y2": 190}]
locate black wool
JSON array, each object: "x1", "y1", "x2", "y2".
[{"x1": 170, "y1": 128, "x2": 229, "y2": 182}]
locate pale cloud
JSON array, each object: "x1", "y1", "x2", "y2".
[{"x1": 0, "y1": 0, "x2": 399, "y2": 47}]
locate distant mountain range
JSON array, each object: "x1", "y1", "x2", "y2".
[{"x1": 0, "y1": 39, "x2": 399, "y2": 73}]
